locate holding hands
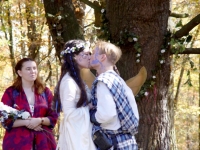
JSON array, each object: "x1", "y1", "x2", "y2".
[{"x1": 26, "y1": 117, "x2": 43, "y2": 131}]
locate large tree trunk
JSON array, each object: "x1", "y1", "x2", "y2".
[
  {"x1": 106, "y1": 0, "x2": 171, "y2": 149},
  {"x1": 43, "y1": 0, "x2": 84, "y2": 59}
]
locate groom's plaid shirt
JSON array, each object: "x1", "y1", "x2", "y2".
[{"x1": 90, "y1": 70, "x2": 139, "y2": 150}]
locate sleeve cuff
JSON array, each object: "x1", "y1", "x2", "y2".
[{"x1": 90, "y1": 109, "x2": 101, "y2": 126}]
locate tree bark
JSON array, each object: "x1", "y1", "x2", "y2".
[
  {"x1": 43, "y1": 0, "x2": 84, "y2": 59},
  {"x1": 106, "y1": 0, "x2": 171, "y2": 149},
  {"x1": 26, "y1": 0, "x2": 43, "y2": 59}
]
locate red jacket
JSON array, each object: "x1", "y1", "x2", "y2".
[{"x1": 1, "y1": 86, "x2": 58, "y2": 150}]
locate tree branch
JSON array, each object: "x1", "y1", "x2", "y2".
[
  {"x1": 170, "y1": 12, "x2": 189, "y2": 18},
  {"x1": 174, "y1": 14, "x2": 200, "y2": 38},
  {"x1": 79, "y1": 0, "x2": 102, "y2": 12},
  {"x1": 84, "y1": 22, "x2": 95, "y2": 28},
  {"x1": 171, "y1": 48, "x2": 200, "y2": 54}
]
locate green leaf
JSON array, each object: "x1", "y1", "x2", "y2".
[
  {"x1": 189, "y1": 61, "x2": 194, "y2": 68},
  {"x1": 187, "y1": 70, "x2": 190, "y2": 76},
  {"x1": 183, "y1": 79, "x2": 193, "y2": 87},
  {"x1": 175, "y1": 20, "x2": 183, "y2": 28},
  {"x1": 137, "y1": 48, "x2": 141, "y2": 53},
  {"x1": 134, "y1": 42, "x2": 139, "y2": 49},
  {"x1": 179, "y1": 45, "x2": 185, "y2": 52},
  {"x1": 151, "y1": 81, "x2": 155, "y2": 85}
]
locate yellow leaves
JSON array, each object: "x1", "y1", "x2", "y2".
[
  {"x1": 175, "y1": 103, "x2": 199, "y2": 115},
  {"x1": 175, "y1": 101, "x2": 200, "y2": 149}
]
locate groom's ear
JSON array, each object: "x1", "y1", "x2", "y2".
[{"x1": 100, "y1": 54, "x2": 107, "y2": 62}]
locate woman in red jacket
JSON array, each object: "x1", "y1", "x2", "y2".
[{"x1": 1, "y1": 58, "x2": 58, "y2": 150}]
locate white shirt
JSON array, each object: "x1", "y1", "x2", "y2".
[{"x1": 95, "y1": 70, "x2": 139, "y2": 130}]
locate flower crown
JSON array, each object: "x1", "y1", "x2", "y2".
[{"x1": 60, "y1": 43, "x2": 85, "y2": 56}]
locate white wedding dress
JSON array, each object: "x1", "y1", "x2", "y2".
[{"x1": 56, "y1": 73, "x2": 96, "y2": 150}]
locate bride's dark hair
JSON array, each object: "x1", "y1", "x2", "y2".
[{"x1": 53, "y1": 39, "x2": 88, "y2": 113}]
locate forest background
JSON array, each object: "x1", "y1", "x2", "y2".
[{"x1": 0, "y1": 0, "x2": 200, "y2": 149}]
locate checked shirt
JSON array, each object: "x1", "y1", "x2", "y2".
[{"x1": 91, "y1": 70, "x2": 139, "y2": 150}]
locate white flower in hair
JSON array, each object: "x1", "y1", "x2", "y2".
[
  {"x1": 4, "y1": 113, "x2": 8, "y2": 119},
  {"x1": 77, "y1": 43, "x2": 84, "y2": 48},
  {"x1": 61, "y1": 59, "x2": 65, "y2": 63},
  {"x1": 60, "y1": 43, "x2": 85, "y2": 55},
  {"x1": 61, "y1": 51, "x2": 65, "y2": 55},
  {"x1": 0, "y1": 116, "x2": 4, "y2": 122},
  {"x1": 71, "y1": 47, "x2": 76, "y2": 52}
]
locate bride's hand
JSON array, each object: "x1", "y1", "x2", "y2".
[{"x1": 88, "y1": 103, "x2": 95, "y2": 109}]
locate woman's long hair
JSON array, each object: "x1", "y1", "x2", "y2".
[
  {"x1": 13, "y1": 58, "x2": 45, "y2": 94},
  {"x1": 53, "y1": 40, "x2": 88, "y2": 113}
]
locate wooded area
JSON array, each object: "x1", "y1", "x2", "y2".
[{"x1": 0, "y1": 0, "x2": 200, "y2": 149}]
